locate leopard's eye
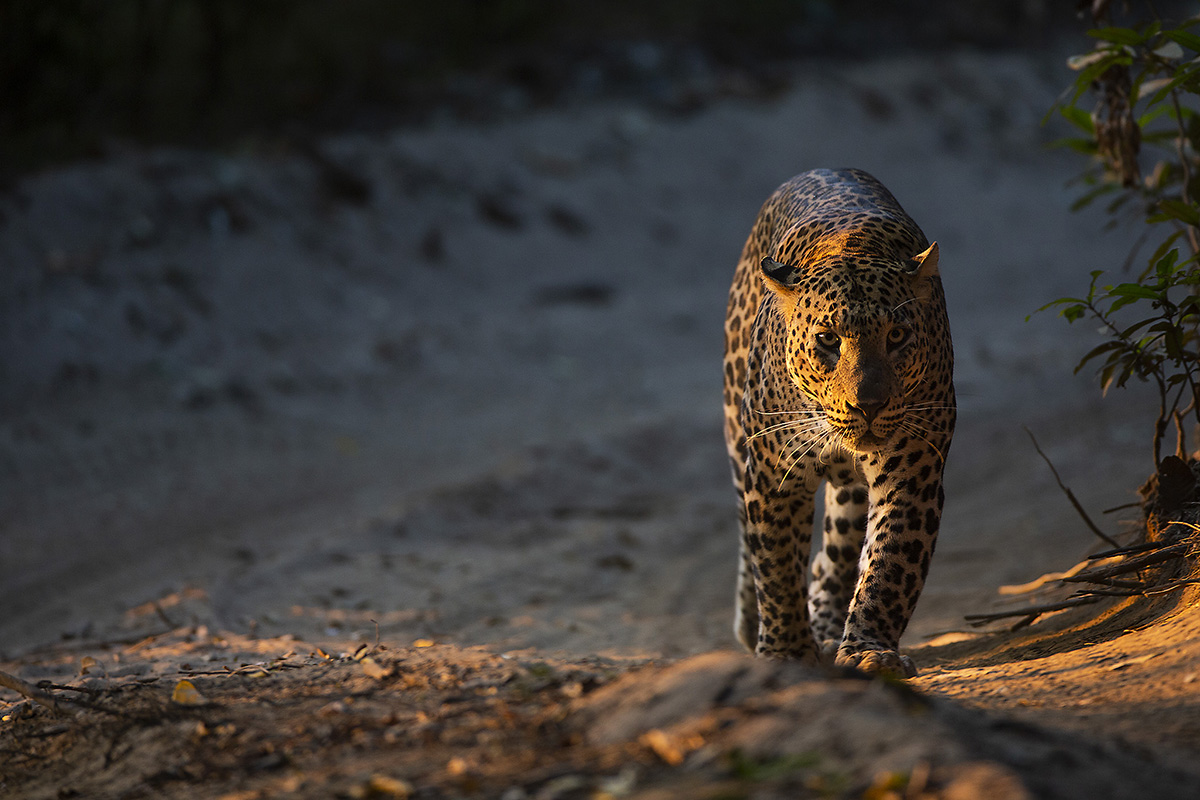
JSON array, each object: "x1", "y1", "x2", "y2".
[
  {"x1": 886, "y1": 326, "x2": 910, "y2": 349},
  {"x1": 814, "y1": 330, "x2": 840, "y2": 349}
]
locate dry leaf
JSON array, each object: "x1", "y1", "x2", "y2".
[
  {"x1": 79, "y1": 656, "x2": 102, "y2": 675},
  {"x1": 347, "y1": 774, "x2": 413, "y2": 799},
  {"x1": 361, "y1": 657, "x2": 390, "y2": 680},
  {"x1": 639, "y1": 729, "x2": 684, "y2": 766},
  {"x1": 172, "y1": 679, "x2": 208, "y2": 706},
  {"x1": 413, "y1": 639, "x2": 435, "y2": 648},
  {"x1": 366, "y1": 775, "x2": 412, "y2": 798}
]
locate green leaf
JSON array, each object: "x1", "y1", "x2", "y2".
[
  {"x1": 1165, "y1": 28, "x2": 1200, "y2": 53},
  {"x1": 1117, "y1": 316, "x2": 1160, "y2": 339},
  {"x1": 1035, "y1": 296, "x2": 1086, "y2": 312},
  {"x1": 1147, "y1": 237, "x2": 1183, "y2": 276},
  {"x1": 1143, "y1": 130, "x2": 1186, "y2": 148},
  {"x1": 1155, "y1": 199, "x2": 1200, "y2": 227},
  {"x1": 1107, "y1": 282, "x2": 1161, "y2": 299},
  {"x1": 1063, "y1": 304, "x2": 1088, "y2": 323},
  {"x1": 1087, "y1": 26, "x2": 1147, "y2": 46},
  {"x1": 1164, "y1": 330, "x2": 1184, "y2": 360},
  {"x1": 1058, "y1": 104, "x2": 1096, "y2": 134},
  {"x1": 1108, "y1": 295, "x2": 1141, "y2": 313},
  {"x1": 1148, "y1": 320, "x2": 1177, "y2": 335},
  {"x1": 1137, "y1": 103, "x2": 1175, "y2": 129},
  {"x1": 1078, "y1": 340, "x2": 1128, "y2": 370}
]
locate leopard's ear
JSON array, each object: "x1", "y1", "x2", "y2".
[
  {"x1": 761, "y1": 256, "x2": 803, "y2": 289},
  {"x1": 907, "y1": 241, "x2": 939, "y2": 280}
]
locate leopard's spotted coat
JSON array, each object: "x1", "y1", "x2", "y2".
[{"x1": 723, "y1": 168, "x2": 955, "y2": 677}]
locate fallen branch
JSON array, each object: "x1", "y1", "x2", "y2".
[
  {"x1": 1064, "y1": 576, "x2": 1148, "y2": 590},
  {"x1": 1025, "y1": 427, "x2": 1120, "y2": 548},
  {"x1": 0, "y1": 670, "x2": 78, "y2": 718},
  {"x1": 1073, "y1": 588, "x2": 1148, "y2": 597},
  {"x1": 1062, "y1": 545, "x2": 1187, "y2": 584},
  {"x1": 1070, "y1": 580, "x2": 1199, "y2": 597},
  {"x1": 964, "y1": 596, "x2": 1100, "y2": 629},
  {"x1": 1144, "y1": 577, "x2": 1200, "y2": 595},
  {"x1": 1087, "y1": 541, "x2": 1164, "y2": 559}
]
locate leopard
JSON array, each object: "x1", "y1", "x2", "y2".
[{"x1": 723, "y1": 168, "x2": 955, "y2": 677}]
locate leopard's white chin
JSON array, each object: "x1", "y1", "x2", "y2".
[{"x1": 841, "y1": 429, "x2": 893, "y2": 454}]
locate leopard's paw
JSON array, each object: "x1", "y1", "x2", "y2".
[
  {"x1": 817, "y1": 637, "x2": 841, "y2": 660},
  {"x1": 834, "y1": 647, "x2": 917, "y2": 678}
]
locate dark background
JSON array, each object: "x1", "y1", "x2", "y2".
[{"x1": 2, "y1": 0, "x2": 1075, "y2": 177}]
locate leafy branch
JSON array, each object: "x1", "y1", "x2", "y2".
[{"x1": 1041, "y1": 7, "x2": 1200, "y2": 467}]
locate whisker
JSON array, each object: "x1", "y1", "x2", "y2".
[
  {"x1": 775, "y1": 435, "x2": 806, "y2": 487},
  {"x1": 778, "y1": 428, "x2": 831, "y2": 489},
  {"x1": 899, "y1": 414, "x2": 953, "y2": 438},
  {"x1": 776, "y1": 426, "x2": 844, "y2": 489},
  {"x1": 749, "y1": 406, "x2": 823, "y2": 417},
  {"x1": 748, "y1": 412, "x2": 826, "y2": 428},
  {"x1": 775, "y1": 423, "x2": 829, "y2": 480},
  {"x1": 897, "y1": 421, "x2": 947, "y2": 466},
  {"x1": 775, "y1": 423, "x2": 824, "y2": 461},
  {"x1": 746, "y1": 418, "x2": 826, "y2": 442},
  {"x1": 816, "y1": 429, "x2": 844, "y2": 467}
]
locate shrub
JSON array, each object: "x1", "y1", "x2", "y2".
[{"x1": 1041, "y1": 6, "x2": 1200, "y2": 467}]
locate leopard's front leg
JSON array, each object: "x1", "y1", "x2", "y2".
[
  {"x1": 809, "y1": 474, "x2": 868, "y2": 656},
  {"x1": 740, "y1": 468, "x2": 820, "y2": 663},
  {"x1": 835, "y1": 445, "x2": 948, "y2": 678}
]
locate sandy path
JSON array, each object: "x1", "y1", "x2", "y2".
[{"x1": 1, "y1": 48, "x2": 1156, "y2": 664}]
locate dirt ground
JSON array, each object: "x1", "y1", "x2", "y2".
[{"x1": 3, "y1": 46, "x2": 1199, "y2": 799}]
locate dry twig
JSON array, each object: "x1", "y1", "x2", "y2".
[
  {"x1": 0, "y1": 669, "x2": 78, "y2": 718},
  {"x1": 1061, "y1": 545, "x2": 1187, "y2": 584},
  {"x1": 1025, "y1": 427, "x2": 1120, "y2": 548},
  {"x1": 964, "y1": 597, "x2": 1100, "y2": 629},
  {"x1": 967, "y1": 532, "x2": 1195, "y2": 629},
  {"x1": 1088, "y1": 541, "x2": 1165, "y2": 559}
]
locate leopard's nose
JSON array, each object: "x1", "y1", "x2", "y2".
[{"x1": 849, "y1": 401, "x2": 884, "y2": 424}]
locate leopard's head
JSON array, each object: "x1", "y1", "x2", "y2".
[{"x1": 761, "y1": 241, "x2": 942, "y2": 454}]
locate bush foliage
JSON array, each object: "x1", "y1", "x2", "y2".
[{"x1": 1043, "y1": 6, "x2": 1200, "y2": 466}]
